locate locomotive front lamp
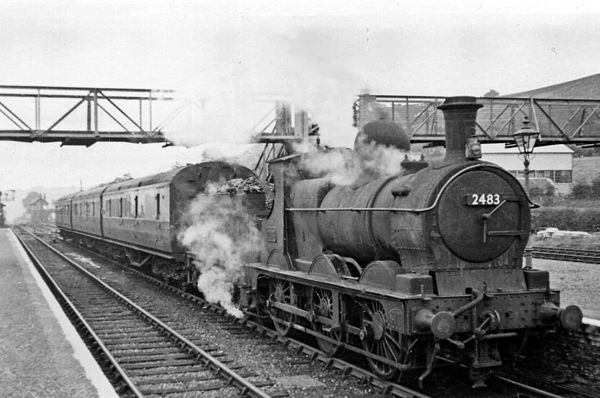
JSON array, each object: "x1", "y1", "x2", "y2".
[
  {"x1": 512, "y1": 117, "x2": 539, "y2": 193},
  {"x1": 466, "y1": 136, "x2": 482, "y2": 160}
]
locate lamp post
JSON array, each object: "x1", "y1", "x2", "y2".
[{"x1": 512, "y1": 117, "x2": 540, "y2": 194}]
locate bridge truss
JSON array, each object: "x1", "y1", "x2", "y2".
[
  {"x1": 355, "y1": 94, "x2": 600, "y2": 147},
  {"x1": 0, "y1": 85, "x2": 173, "y2": 145}
]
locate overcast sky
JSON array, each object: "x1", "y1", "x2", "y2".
[{"x1": 1, "y1": 0, "x2": 600, "y2": 194}]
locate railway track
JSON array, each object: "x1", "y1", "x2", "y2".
[
  {"x1": 13, "y1": 226, "x2": 274, "y2": 398},
  {"x1": 131, "y1": 270, "x2": 597, "y2": 398},
  {"x1": 18, "y1": 224, "x2": 588, "y2": 398},
  {"x1": 528, "y1": 246, "x2": 600, "y2": 263},
  {"x1": 496, "y1": 372, "x2": 600, "y2": 398},
  {"x1": 21, "y1": 225, "x2": 433, "y2": 398},
  {"x1": 126, "y1": 265, "x2": 432, "y2": 398},
  {"x1": 50, "y1": 230, "x2": 430, "y2": 397}
]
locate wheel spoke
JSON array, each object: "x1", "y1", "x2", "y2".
[
  {"x1": 384, "y1": 338, "x2": 399, "y2": 363},
  {"x1": 312, "y1": 288, "x2": 343, "y2": 356},
  {"x1": 269, "y1": 280, "x2": 294, "y2": 336},
  {"x1": 361, "y1": 301, "x2": 408, "y2": 380}
]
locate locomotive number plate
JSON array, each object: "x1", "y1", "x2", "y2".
[{"x1": 466, "y1": 193, "x2": 501, "y2": 206}]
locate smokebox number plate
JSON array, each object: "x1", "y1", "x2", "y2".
[{"x1": 465, "y1": 193, "x2": 501, "y2": 206}]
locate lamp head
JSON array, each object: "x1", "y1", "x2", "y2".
[{"x1": 513, "y1": 117, "x2": 539, "y2": 155}]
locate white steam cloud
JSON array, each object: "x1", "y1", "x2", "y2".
[
  {"x1": 295, "y1": 138, "x2": 424, "y2": 185},
  {"x1": 161, "y1": 21, "x2": 369, "y2": 148},
  {"x1": 354, "y1": 137, "x2": 415, "y2": 180},
  {"x1": 178, "y1": 193, "x2": 262, "y2": 317}
]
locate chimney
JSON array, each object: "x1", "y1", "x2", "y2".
[{"x1": 437, "y1": 97, "x2": 482, "y2": 162}]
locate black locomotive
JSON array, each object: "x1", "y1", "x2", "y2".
[
  {"x1": 56, "y1": 96, "x2": 582, "y2": 387},
  {"x1": 241, "y1": 96, "x2": 582, "y2": 385}
]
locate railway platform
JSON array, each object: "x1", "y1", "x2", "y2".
[{"x1": 0, "y1": 228, "x2": 117, "y2": 398}]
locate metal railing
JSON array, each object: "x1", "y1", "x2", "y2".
[
  {"x1": 355, "y1": 94, "x2": 600, "y2": 146},
  {"x1": 0, "y1": 85, "x2": 173, "y2": 145}
]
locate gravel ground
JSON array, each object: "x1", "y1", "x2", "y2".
[
  {"x1": 55, "y1": 242, "x2": 386, "y2": 398},
  {"x1": 532, "y1": 258, "x2": 600, "y2": 319}
]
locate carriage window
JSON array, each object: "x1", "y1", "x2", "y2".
[
  {"x1": 119, "y1": 198, "x2": 123, "y2": 217},
  {"x1": 134, "y1": 196, "x2": 138, "y2": 218},
  {"x1": 155, "y1": 193, "x2": 160, "y2": 219},
  {"x1": 92, "y1": 202, "x2": 95, "y2": 217}
]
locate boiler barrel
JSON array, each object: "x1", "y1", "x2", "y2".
[{"x1": 314, "y1": 176, "x2": 402, "y2": 262}]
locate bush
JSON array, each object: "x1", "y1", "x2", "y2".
[
  {"x1": 592, "y1": 175, "x2": 600, "y2": 197},
  {"x1": 529, "y1": 184, "x2": 555, "y2": 197},
  {"x1": 532, "y1": 207, "x2": 600, "y2": 232},
  {"x1": 529, "y1": 186, "x2": 543, "y2": 197},
  {"x1": 569, "y1": 181, "x2": 592, "y2": 199},
  {"x1": 568, "y1": 176, "x2": 600, "y2": 200}
]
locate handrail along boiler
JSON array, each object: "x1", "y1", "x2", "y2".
[{"x1": 241, "y1": 96, "x2": 582, "y2": 386}]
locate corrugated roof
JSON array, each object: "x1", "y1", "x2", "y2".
[
  {"x1": 481, "y1": 143, "x2": 573, "y2": 154},
  {"x1": 508, "y1": 73, "x2": 600, "y2": 99}
]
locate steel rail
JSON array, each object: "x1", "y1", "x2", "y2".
[
  {"x1": 49, "y1": 225, "x2": 598, "y2": 397},
  {"x1": 63, "y1": 227, "x2": 600, "y2": 398},
  {"x1": 497, "y1": 372, "x2": 600, "y2": 398},
  {"x1": 493, "y1": 375, "x2": 564, "y2": 398},
  {"x1": 125, "y1": 245, "x2": 590, "y2": 398},
  {"x1": 12, "y1": 227, "x2": 143, "y2": 397},
  {"x1": 528, "y1": 246, "x2": 600, "y2": 264},
  {"x1": 56, "y1": 232, "x2": 429, "y2": 398},
  {"x1": 436, "y1": 356, "x2": 570, "y2": 398},
  {"x1": 132, "y1": 266, "x2": 430, "y2": 398},
  {"x1": 17, "y1": 227, "x2": 271, "y2": 398},
  {"x1": 136, "y1": 258, "x2": 589, "y2": 398}
]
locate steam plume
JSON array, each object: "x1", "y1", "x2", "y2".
[
  {"x1": 178, "y1": 193, "x2": 262, "y2": 317},
  {"x1": 295, "y1": 139, "x2": 423, "y2": 185}
]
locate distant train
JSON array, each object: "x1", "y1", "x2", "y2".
[{"x1": 56, "y1": 96, "x2": 583, "y2": 387}]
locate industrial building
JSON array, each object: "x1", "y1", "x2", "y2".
[{"x1": 481, "y1": 143, "x2": 573, "y2": 195}]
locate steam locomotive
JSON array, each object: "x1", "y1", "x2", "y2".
[
  {"x1": 240, "y1": 96, "x2": 583, "y2": 386},
  {"x1": 55, "y1": 96, "x2": 582, "y2": 387}
]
